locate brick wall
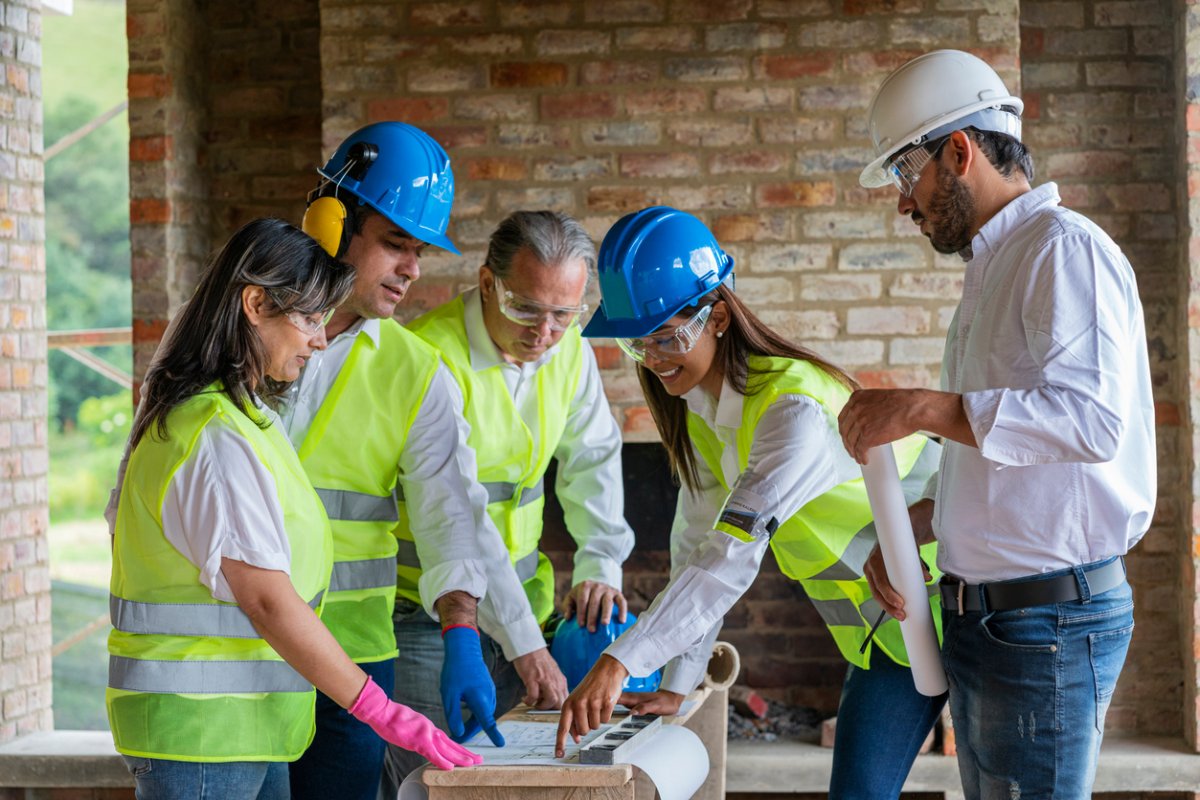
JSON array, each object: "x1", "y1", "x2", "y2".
[
  {"x1": 1180, "y1": 0, "x2": 1200, "y2": 751},
  {"x1": 0, "y1": 0, "x2": 52, "y2": 744},
  {"x1": 1021, "y1": 0, "x2": 1185, "y2": 739}
]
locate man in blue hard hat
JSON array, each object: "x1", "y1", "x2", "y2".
[
  {"x1": 383, "y1": 210, "x2": 636, "y2": 790},
  {"x1": 280, "y1": 123, "x2": 572, "y2": 799}
]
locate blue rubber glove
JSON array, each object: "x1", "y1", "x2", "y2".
[{"x1": 440, "y1": 626, "x2": 505, "y2": 747}]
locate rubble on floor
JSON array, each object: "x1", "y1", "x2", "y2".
[{"x1": 726, "y1": 690, "x2": 823, "y2": 743}]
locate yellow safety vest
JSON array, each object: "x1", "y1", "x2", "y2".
[
  {"x1": 688, "y1": 356, "x2": 943, "y2": 669},
  {"x1": 107, "y1": 385, "x2": 332, "y2": 762},
  {"x1": 399, "y1": 295, "x2": 584, "y2": 624},
  {"x1": 297, "y1": 320, "x2": 440, "y2": 662}
]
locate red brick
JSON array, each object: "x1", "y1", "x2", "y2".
[
  {"x1": 580, "y1": 61, "x2": 659, "y2": 85},
  {"x1": 756, "y1": 181, "x2": 837, "y2": 208},
  {"x1": 592, "y1": 345, "x2": 622, "y2": 370},
  {"x1": 366, "y1": 97, "x2": 449, "y2": 124},
  {"x1": 852, "y1": 368, "x2": 935, "y2": 389},
  {"x1": 755, "y1": 53, "x2": 836, "y2": 80},
  {"x1": 1186, "y1": 104, "x2": 1200, "y2": 132},
  {"x1": 711, "y1": 213, "x2": 791, "y2": 242},
  {"x1": 540, "y1": 92, "x2": 617, "y2": 120},
  {"x1": 410, "y1": 2, "x2": 487, "y2": 27},
  {"x1": 1156, "y1": 402, "x2": 1181, "y2": 427},
  {"x1": 490, "y1": 62, "x2": 569, "y2": 88},
  {"x1": 398, "y1": 281, "x2": 457, "y2": 318},
  {"x1": 132, "y1": 318, "x2": 169, "y2": 349},
  {"x1": 464, "y1": 157, "x2": 527, "y2": 181},
  {"x1": 619, "y1": 152, "x2": 699, "y2": 179},
  {"x1": 129, "y1": 136, "x2": 172, "y2": 162},
  {"x1": 587, "y1": 186, "x2": 656, "y2": 213},
  {"x1": 424, "y1": 125, "x2": 489, "y2": 150},
  {"x1": 710, "y1": 151, "x2": 789, "y2": 175},
  {"x1": 128, "y1": 72, "x2": 171, "y2": 99},
  {"x1": 622, "y1": 406, "x2": 657, "y2": 435},
  {"x1": 624, "y1": 88, "x2": 707, "y2": 116},
  {"x1": 130, "y1": 198, "x2": 171, "y2": 224}
]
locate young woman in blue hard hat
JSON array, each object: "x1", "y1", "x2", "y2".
[
  {"x1": 555, "y1": 206, "x2": 945, "y2": 799},
  {"x1": 107, "y1": 219, "x2": 479, "y2": 800}
]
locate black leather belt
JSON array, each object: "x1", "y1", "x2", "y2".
[{"x1": 939, "y1": 557, "x2": 1126, "y2": 615}]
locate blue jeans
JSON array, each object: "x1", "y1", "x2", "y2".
[
  {"x1": 829, "y1": 647, "x2": 947, "y2": 799},
  {"x1": 123, "y1": 756, "x2": 289, "y2": 800},
  {"x1": 288, "y1": 657, "x2": 393, "y2": 800},
  {"x1": 380, "y1": 598, "x2": 526, "y2": 796},
  {"x1": 942, "y1": 558, "x2": 1134, "y2": 800}
]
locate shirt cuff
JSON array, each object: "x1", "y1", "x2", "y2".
[
  {"x1": 571, "y1": 555, "x2": 624, "y2": 591},
  {"x1": 603, "y1": 629, "x2": 661, "y2": 680},
  {"x1": 659, "y1": 654, "x2": 707, "y2": 696},
  {"x1": 418, "y1": 560, "x2": 488, "y2": 619},
  {"x1": 961, "y1": 388, "x2": 1005, "y2": 460},
  {"x1": 485, "y1": 612, "x2": 545, "y2": 661}
]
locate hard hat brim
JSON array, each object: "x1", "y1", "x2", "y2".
[{"x1": 581, "y1": 297, "x2": 702, "y2": 340}]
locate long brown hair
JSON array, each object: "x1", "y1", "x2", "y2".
[
  {"x1": 639, "y1": 284, "x2": 857, "y2": 493},
  {"x1": 132, "y1": 218, "x2": 355, "y2": 448}
]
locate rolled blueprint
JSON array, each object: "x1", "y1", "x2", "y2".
[{"x1": 860, "y1": 444, "x2": 948, "y2": 697}]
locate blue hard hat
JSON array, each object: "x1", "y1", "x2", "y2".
[
  {"x1": 582, "y1": 206, "x2": 733, "y2": 339},
  {"x1": 318, "y1": 122, "x2": 460, "y2": 255},
  {"x1": 550, "y1": 608, "x2": 662, "y2": 693}
]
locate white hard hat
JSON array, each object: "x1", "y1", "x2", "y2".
[{"x1": 859, "y1": 49, "x2": 1023, "y2": 189}]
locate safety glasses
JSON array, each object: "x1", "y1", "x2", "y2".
[
  {"x1": 886, "y1": 135, "x2": 951, "y2": 197},
  {"x1": 269, "y1": 289, "x2": 336, "y2": 337},
  {"x1": 494, "y1": 275, "x2": 588, "y2": 332},
  {"x1": 617, "y1": 304, "x2": 713, "y2": 364}
]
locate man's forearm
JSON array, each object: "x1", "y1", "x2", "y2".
[
  {"x1": 913, "y1": 390, "x2": 977, "y2": 448},
  {"x1": 433, "y1": 590, "x2": 479, "y2": 628}
]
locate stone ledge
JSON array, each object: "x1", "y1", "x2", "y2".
[
  {"x1": 2, "y1": 731, "x2": 1198, "y2": 792},
  {"x1": 0, "y1": 732, "x2": 131, "y2": 788},
  {"x1": 726, "y1": 736, "x2": 1200, "y2": 794}
]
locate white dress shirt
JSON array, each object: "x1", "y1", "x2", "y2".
[
  {"x1": 459, "y1": 288, "x2": 635, "y2": 590},
  {"x1": 605, "y1": 376, "x2": 861, "y2": 691},
  {"x1": 932, "y1": 182, "x2": 1156, "y2": 582},
  {"x1": 279, "y1": 317, "x2": 545, "y2": 659}
]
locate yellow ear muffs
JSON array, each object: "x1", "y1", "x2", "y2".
[{"x1": 302, "y1": 195, "x2": 348, "y2": 257}]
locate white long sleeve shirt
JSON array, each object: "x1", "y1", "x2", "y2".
[
  {"x1": 933, "y1": 182, "x2": 1156, "y2": 582},
  {"x1": 605, "y1": 377, "x2": 861, "y2": 688},
  {"x1": 279, "y1": 317, "x2": 545, "y2": 659},
  {"x1": 458, "y1": 288, "x2": 635, "y2": 589}
]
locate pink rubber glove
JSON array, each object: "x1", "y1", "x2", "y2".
[{"x1": 348, "y1": 678, "x2": 482, "y2": 770}]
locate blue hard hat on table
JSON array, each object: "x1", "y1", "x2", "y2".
[
  {"x1": 582, "y1": 206, "x2": 733, "y2": 340},
  {"x1": 318, "y1": 121, "x2": 460, "y2": 255},
  {"x1": 550, "y1": 608, "x2": 662, "y2": 693}
]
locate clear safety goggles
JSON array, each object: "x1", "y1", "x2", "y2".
[
  {"x1": 886, "y1": 135, "x2": 951, "y2": 197},
  {"x1": 269, "y1": 289, "x2": 336, "y2": 336},
  {"x1": 495, "y1": 275, "x2": 588, "y2": 332},
  {"x1": 617, "y1": 304, "x2": 713, "y2": 364}
]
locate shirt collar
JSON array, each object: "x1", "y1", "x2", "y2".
[
  {"x1": 329, "y1": 316, "x2": 379, "y2": 350},
  {"x1": 683, "y1": 373, "x2": 744, "y2": 433},
  {"x1": 463, "y1": 286, "x2": 559, "y2": 372},
  {"x1": 969, "y1": 182, "x2": 1060, "y2": 261}
]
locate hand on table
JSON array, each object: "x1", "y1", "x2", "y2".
[
  {"x1": 554, "y1": 654, "x2": 628, "y2": 758},
  {"x1": 440, "y1": 626, "x2": 504, "y2": 746},
  {"x1": 618, "y1": 689, "x2": 684, "y2": 716},
  {"x1": 348, "y1": 678, "x2": 481, "y2": 770},
  {"x1": 512, "y1": 646, "x2": 569, "y2": 710}
]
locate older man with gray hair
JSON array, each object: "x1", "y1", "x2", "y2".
[{"x1": 384, "y1": 210, "x2": 635, "y2": 786}]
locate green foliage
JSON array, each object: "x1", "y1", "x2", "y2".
[
  {"x1": 48, "y1": 423, "x2": 125, "y2": 523},
  {"x1": 78, "y1": 390, "x2": 133, "y2": 447}
]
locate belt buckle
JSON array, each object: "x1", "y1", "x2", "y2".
[{"x1": 956, "y1": 581, "x2": 965, "y2": 615}]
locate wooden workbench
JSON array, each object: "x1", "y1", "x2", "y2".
[{"x1": 421, "y1": 685, "x2": 728, "y2": 800}]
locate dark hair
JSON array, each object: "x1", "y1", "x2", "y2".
[
  {"x1": 638, "y1": 284, "x2": 857, "y2": 493},
  {"x1": 966, "y1": 127, "x2": 1034, "y2": 182},
  {"x1": 132, "y1": 218, "x2": 355, "y2": 447}
]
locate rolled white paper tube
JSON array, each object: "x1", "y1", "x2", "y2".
[
  {"x1": 702, "y1": 641, "x2": 740, "y2": 691},
  {"x1": 860, "y1": 444, "x2": 948, "y2": 697}
]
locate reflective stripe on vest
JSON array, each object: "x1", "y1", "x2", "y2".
[
  {"x1": 316, "y1": 487, "x2": 400, "y2": 523},
  {"x1": 396, "y1": 476, "x2": 545, "y2": 507},
  {"x1": 396, "y1": 540, "x2": 540, "y2": 583},
  {"x1": 109, "y1": 655, "x2": 312, "y2": 694},
  {"x1": 811, "y1": 584, "x2": 940, "y2": 628},
  {"x1": 110, "y1": 593, "x2": 323, "y2": 639},
  {"x1": 329, "y1": 558, "x2": 396, "y2": 593}
]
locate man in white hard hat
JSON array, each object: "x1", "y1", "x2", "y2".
[{"x1": 838, "y1": 49, "x2": 1155, "y2": 798}]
